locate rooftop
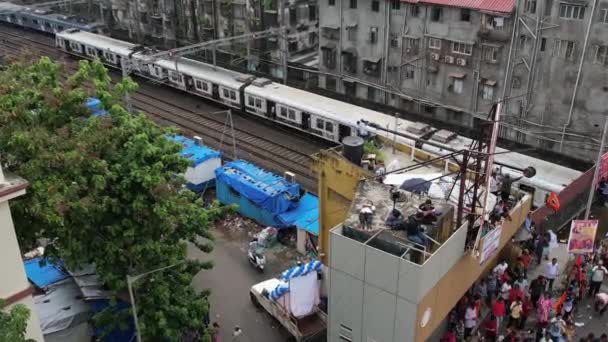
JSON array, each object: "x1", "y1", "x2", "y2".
[
  {"x1": 0, "y1": 172, "x2": 28, "y2": 202},
  {"x1": 401, "y1": 0, "x2": 515, "y2": 14}
]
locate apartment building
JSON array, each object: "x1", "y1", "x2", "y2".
[
  {"x1": 105, "y1": 0, "x2": 319, "y2": 71},
  {"x1": 318, "y1": 0, "x2": 608, "y2": 161}
]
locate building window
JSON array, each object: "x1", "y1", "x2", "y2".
[
  {"x1": 460, "y1": 9, "x2": 471, "y2": 22},
  {"x1": 348, "y1": 27, "x2": 357, "y2": 41},
  {"x1": 410, "y1": 4, "x2": 420, "y2": 16},
  {"x1": 525, "y1": 0, "x2": 537, "y2": 13},
  {"x1": 540, "y1": 37, "x2": 547, "y2": 51},
  {"x1": 453, "y1": 78, "x2": 463, "y2": 94},
  {"x1": 369, "y1": 27, "x2": 378, "y2": 44},
  {"x1": 363, "y1": 59, "x2": 381, "y2": 77},
  {"x1": 367, "y1": 86, "x2": 375, "y2": 101},
  {"x1": 343, "y1": 52, "x2": 357, "y2": 73},
  {"x1": 482, "y1": 46, "x2": 499, "y2": 62},
  {"x1": 391, "y1": 35, "x2": 399, "y2": 48},
  {"x1": 405, "y1": 37, "x2": 419, "y2": 53},
  {"x1": 594, "y1": 45, "x2": 608, "y2": 65},
  {"x1": 328, "y1": 0, "x2": 335, "y2": 6},
  {"x1": 601, "y1": 9, "x2": 608, "y2": 23},
  {"x1": 431, "y1": 7, "x2": 443, "y2": 21},
  {"x1": 289, "y1": 8, "x2": 297, "y2": 26},
  {"x1": 553, "y1": 39, "x2": 575, "y2": 60},
  {"x1": 326, "y1": 76, "x2": 337, "y2": 91},
  {"x1": 545, "y1": 0, "x2": 553, "y2": 15},
  {"x1": 429, "y1": 37, "x2": 441, "y2": 49},
  {"x1": 559, "y1": 4, "x2": 585, "y2": 20},
  {"x1": 403, "y1": 65, "x2": 415, "y2": 78},
  {"x1": 350, "y1": 0, "x2": 357, "y2": 9},
  {"x1": 391, "y1": 0, "x2": 401, "y2": 10},
  {"x1": 452, "y1": 42, "x2": 473, "y2": 55},
  {"x1": 372, "y1": 0, "x2": 380, "y2": 12},
  {"x1": 309, "y1": 5, "x2": 316, "y2": 21},
  {"x1": 482, "y1": 84, "x2": 495, "y2": 100},
  {"x1": 322, "y1": 48, "x2": 336, "y2": 69}
]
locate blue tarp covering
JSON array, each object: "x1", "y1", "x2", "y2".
[
  {"x1": 215, "y1": 160, "x2": 300, "y2": 215},
  {"x1": 277, "y1": 193, "x2": 319, "y2": 235},
  {"x1": 166, "y1": 135, "x2": 221, "y2": 167},
  {"x1": 89, "y1": 299, "x2": 135, "y2": 342},
  {"x1": 23, "y1": 257, "x2": 69, "y2": 288},
  {"x1": 85, "y1": 97, "x2": 107, "y2": 117}
]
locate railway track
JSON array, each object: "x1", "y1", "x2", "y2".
[{"x1": 0, "y1": 25, "x2": 330, "y2": 192}]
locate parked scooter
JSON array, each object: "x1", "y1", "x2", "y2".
[{"x1": 248, "y1": 239, "x2": 266, "y2": 272}]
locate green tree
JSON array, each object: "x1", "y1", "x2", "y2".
[
  {"x1": 0, "y1": 301, "x2": 35, "y2": 342},
  {"x1": 0, "y1": 57, "x2": 222, "y2": 340}
]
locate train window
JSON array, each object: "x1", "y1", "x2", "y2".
[
  {"x1": 316, "y1": 118, "x2": 325, "y2": 130},
  {"x1": 103, "y1": 51, "x2": 117, "y2": 63},
  {"x1": 248, "y1": 96, "x2": 255, "y2": 106},
  {"x1": 230, "y1": 91, "x2": 237, "y2": 100},
  {"x1": 223, "y1": 89, "x2": 229, "y2": 98},
  {"x1": 195, "y1": 80, "x2": 209, "y2": 92},
  {"x1": 58, "y1": 26, "x2": 64, "y2": 31},
  {"x1": 21, "y1": 17, "x2": 28, "y2": 23},
  {"x1": 170, "y1": 72, "x2": 183, "y2": 84},
  {"x1": 33, "y1": 19, "x2": 39, "y2": 25},
  {"x1": 280, "y1": 107, "x2": 288, "y2": 118},
  {"x1": 325, "y1": 121, "x2": 334, "y2": 132},
  {"x1": 288, "y1": 109, "x2": 296, "y2": 120},
  {"x1": 255, "y1": 98, "x2": 262, "y2": 109},
  {"x1": 85, "y1": 46, "x2": 97, "y2": 57}
]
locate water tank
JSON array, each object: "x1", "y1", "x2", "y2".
[{"x1": 342, "y1": 136, "x2": 364, "y2": 165}]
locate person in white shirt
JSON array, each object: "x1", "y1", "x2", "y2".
[
  {"x1": 494, "y1": 261, "x2": 509, "y2": 276},
  {"x1": 544, "y1": 258, "x2": 560, "y2": 293},
  {"x1": 357, "y1": 120, "x2": 369, "y2": 139},
  {"x1": 590, "y1": 260, "x2": 608, "y2": 296},
  {"x1": 595, "y1": 292, "x2": 608, "y2": 315}
]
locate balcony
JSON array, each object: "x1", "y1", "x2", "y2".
[{"x1": 477, "y1": 27, "x2": 510, "y2": 42}]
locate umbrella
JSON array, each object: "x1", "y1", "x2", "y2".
[{"x1": 400, "y1": 178, "x2": 432, "y2": 194}]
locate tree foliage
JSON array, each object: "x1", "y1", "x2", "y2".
[
  {"x1": 0, "y1": 57, "x2": 223, "y2": 340},
  {"x1": 0, "y1": 301, "x2": 35, "y2": 342}
]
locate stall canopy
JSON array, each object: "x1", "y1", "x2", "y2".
[
  {"x1": 277, "y1": 193, "x2": 319, "y2": 235},
  {"x1": 215, "y1": 160, "x2": 300, "y2": 214},
  {"x1": 166, "y1": 135, "x2": 221, "y2": 167}
]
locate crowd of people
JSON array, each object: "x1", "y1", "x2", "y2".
[{"x1": 441, "y1": 230, "x2": 608, "y2": 341}]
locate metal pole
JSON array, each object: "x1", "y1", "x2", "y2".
[
  {"x1": 278, "y1": 0, "x2": 287, "y2": 84},
  {"x1": 229, "y1": 110, "x2": 238, "y2": 159},
  {"x1": 127, "y1": 275, "x2": 142, "y2": 342},
  {"x1": 585, "y1": 117, "x2": 608, "y2": 219},
  {"x1": 392, "y1": 113, "x2": 398, "y2": 154},
  {"x1": 121, "y1": 58, "x2": 132, "y2": 113}
]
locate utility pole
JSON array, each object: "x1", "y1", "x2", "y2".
[
  {"x1": 585, "y1": 116, "x2": 608, "y2": 219},
  {"x1": 278, "y1": 0, "x2": 288, "y2": 84},
  {"x1": 127, "y1": 261, "x2": 186, "y2": 342}
]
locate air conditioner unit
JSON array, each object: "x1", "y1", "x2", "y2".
[
  {"x1": 444, "y1": 56, "x2": 454, "y2": 64},
  {"x1": 430, "y1": 52, "x2": 440, "y2": 61},
  {"x1": 284, "y1": 171, "x2": 296, "y2": 183},
  {"x1": 193, "y1": 136, "x2": 204, "y2": 146},
  {"x1": 456, "y1": 58, "x2": 467, "y2": 66}
]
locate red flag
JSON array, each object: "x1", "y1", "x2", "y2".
[{"x1": 546, "y1": 192, "x2": 560, "y2": 213}]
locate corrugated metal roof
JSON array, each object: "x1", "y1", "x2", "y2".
[{"x1": 400, "y1": 0, "x2": 515, "y2": 13}]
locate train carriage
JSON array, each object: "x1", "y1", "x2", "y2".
[
  {"x1": 56, "y1": 29, "x2": 138, "y2": 68},
  {"x1": 0, "y1": 3, "x2": 104, "y2": 34}
]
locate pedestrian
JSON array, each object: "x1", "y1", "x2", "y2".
[
  {"x1": 487, "y1": 272, "x2": 499, "y2": 299},
  {"x1": 520, "y1": 294, "x2": 533, "y2": 330},
  {"x1": 475, "y1": 279, "x2": 489, "y2": 306},
  {"x1": 520, "y1": 250, "x2": 532, "y2": 277},
  {"x1": 492, "y1": 297, "x2": 506, "y2": 330},
  {"x1": 494, "y1": 260, "x2": 509, "y2": 277},
  {"x1": 547, "y1": 315, "x2": 565, "y2": 341},
  {"x1": 537, "y1": 293, "x2": 552, "y2": 327},
  {"x1": 529, "y1": 276, "x2": 545, "y2": 308},
  {"x1": 562, "y1": 296, "x2": 574, "y2": 320},
  {"x1": 356, "y1": 120, "x2": 369, "y2": 139},
  {"x1": 544, "y1": 258, "x2": 560, "y2": 293},
  {"x1": 440, "y1": 325, "x2": 457, "y2": 342},
  {"x1": 211, "y1": 322, "x2": 220, "y2": 342},
  {"x1": 514, "y1": 275, "x2": 529, "y2": 294},
  {"x1": 358, "y1": 200, "x2": 375, "y2": 230},
  {"x1": 535, "y1": 234, "x2": 548, "y2": 265},
  {"x1": 232, "y1": 326, "x2": 242, "y2": 341},
  {"x1": 483, "y1": 314, "x2": 498, "y2": 340},
  {"x1": 600, "y1": 333, "x2": 608, "y2": 342},
  {"x1": 464, "y1": 302, "x2": 478, "y2": 339},
  {"x1": 508, "y1": 298, "x2": 523, "y2": 329},
  {"x1": 595, "y1": 292, "x2": 608, "y2": 315},
  {"x1": 454, "y1": 318, "x2": 465, "y2": 341},
  {"x1": 589, "y1": 260, "x2": 608, "y2": 297}
]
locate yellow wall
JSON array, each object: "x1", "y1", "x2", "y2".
[{"x1": 311, "y1": 149, "x2": 370, "y2": 264}]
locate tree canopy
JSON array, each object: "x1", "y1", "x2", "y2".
[
  {"x1": 0, "y1": 56, "x2": 222, "y2": 340},
  {"x1": 0, "y1": 301, "x2": 35, "y2": 342}
]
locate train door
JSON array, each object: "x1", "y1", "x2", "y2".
[
  {"x1": 266, "y1": 100, "x2": 276, "y2": 119},
  {"x1": 184, "y1": 75, "x2": 194, "y2": 92},
  {"x1": 339, "y1": 124, "x2": 352, "y2": 142},
  {"x1": 212, "y1": 84, "x2": 220, "y2": 100},
  {"x1": 301, "y1": 112, "x2": 310, "y2": 130}
]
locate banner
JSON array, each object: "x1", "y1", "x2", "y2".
[
  {"x1": 479, "y1": 226, "x2": 502, "y2": 265},
  {"x1": 567, "y1": 220, "x2": 598, "y2": 254}
]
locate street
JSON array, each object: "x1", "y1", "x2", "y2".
[{"x1": 188, "y1": 229, "x2": 289, "y2": 342}]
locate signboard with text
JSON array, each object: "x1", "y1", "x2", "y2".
[
  {"x1": 567, "y1": 220, "x2": 598, "y2": 254},
  {"x1": 479, "y1": 226, "x2": 502, "y2": 265}
]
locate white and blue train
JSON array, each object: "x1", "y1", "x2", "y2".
[
  {"x1": 0, "y1": 14, "x2": 581, "y2": 208},
  {"x1": 0, "y1": 2, "x2": 105, "y2": 34}
]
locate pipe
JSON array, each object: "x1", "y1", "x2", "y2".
[{"x1": 560, "y1": 0, "x2": 598, "y2": 152}]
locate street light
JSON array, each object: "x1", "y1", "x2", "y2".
[{"x1": 127, "y1": 261, "x2": 186, "y2": 342}]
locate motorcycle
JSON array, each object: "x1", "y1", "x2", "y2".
[{"x1": 248, "y1": 239, "x2": 266, "y2": 272}]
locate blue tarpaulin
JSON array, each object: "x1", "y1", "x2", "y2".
[
  {"x1": 24, "y1": 257, "x2": 68, "y2": 288},
  {"x1": 89, "y1": 299, "x2": 135, "y2": 342},
  {"x1": 277, "y1": 193, "x2": 319, "y2": 235},
  {"x1": 85, "y1": 97, "x2": 107, "y2": 117},
  {"x1": 166, "y1": 135, "x2": 221, "y2": 167},
  {"x1": 215, "y1": 160, "x2": 300, "y2": 214}
]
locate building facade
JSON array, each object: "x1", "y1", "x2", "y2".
[
  {"x1": 317, "y1": 0, "x2": 608, "y2": 161},
  {"x1": 105, "y1": 0, "x2": 319, "y2": 73},
  {"x1": 0, "y1": 165, "x2": 44, "y2": 341}
]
